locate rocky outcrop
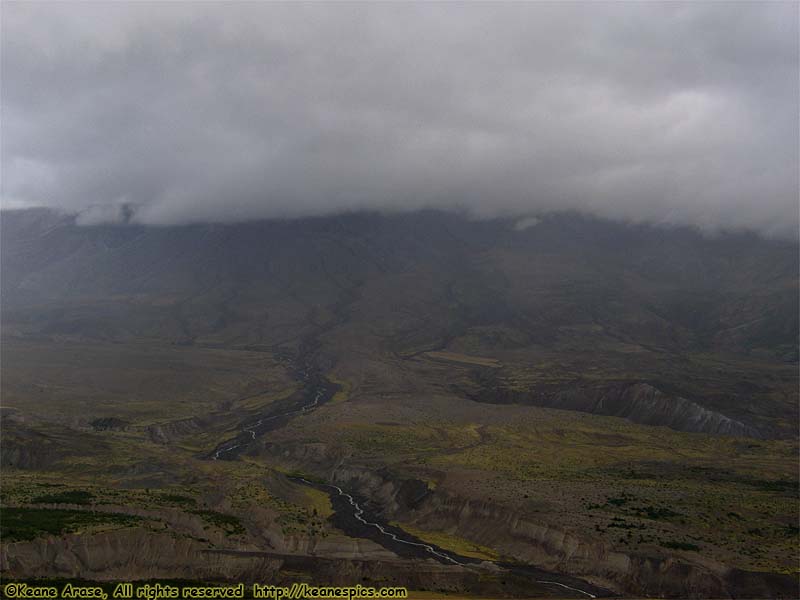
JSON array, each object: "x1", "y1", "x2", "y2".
[
  {"x1": 146, "y1": 417, "x2": 207, "y2": 444},
  {"x1": 561, "y1": 383, "x2": 759, "y2": 437},
  {"x1": 283, "y1": 534, "x2": 396, "y2": 561},
  {"x1": 0, "y1": 440, "x2": 63, "y2": 470},
  {"x1": 0, "y1": 421, "x2": 71, "y2": 470},
  {"x1": 540, "y1": 383, "x2": 761, "y2": 437},
  {"x1": 470, "y1": 376, "x2": 762, "y2": 437}
]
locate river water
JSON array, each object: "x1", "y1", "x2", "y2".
[{"x1": 210, "y1": 350, "x2": 338, "y2": 461}]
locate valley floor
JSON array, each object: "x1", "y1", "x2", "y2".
[{"x1": 1, "y1": 336, "x2": 798, "y2": 598}]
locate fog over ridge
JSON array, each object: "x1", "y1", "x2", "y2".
[{"x1": 2, "y1": 2, "x2": 798, "y2": 238}]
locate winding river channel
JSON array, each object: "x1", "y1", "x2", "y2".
[
  {"x1": 210, "y1": 350, "x2": 337, "y2": 461},
  {"x1": 291, "y1": 476, "x2": 604, "y2": 599},
  {"x1": 208, "y1": 347, "x2": 607, "y2": 598}
]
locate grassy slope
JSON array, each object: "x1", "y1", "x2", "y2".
[
  {"x1": 1, "y1": 338, "x2": 297, "y2": 426},
  {"x1": 0, "y1": 339, "x2": 331, "y2": 552},
  {"x1": 269, "y1": 385, "x2": 798, "y2": 575}
]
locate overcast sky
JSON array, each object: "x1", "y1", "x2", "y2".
[{"x1": 2, "y1": 2, "x2": 798, "y2": 237}]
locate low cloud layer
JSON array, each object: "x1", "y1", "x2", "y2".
[{"x1": 2, "y1": 2, "x2": 798, "y2": 237}]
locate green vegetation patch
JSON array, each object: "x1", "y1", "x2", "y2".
[
  {"x1": 1, "y1": 507, "x2": 142, "y2": 541},
  {"x1": 158, "y1": 494, "x2": 196, "y2": 507},
  {"x1": 663, "y1": 540, "x2": 700, "y2": 552},
  {"x1": 30, "y1": 490, "x2": 95, "y2": 505},
  {"x1": 326, "y1": 374, "x2": 350, "y2": 405},
  {"x1": 276, "y1": 511, "x2": 327, "y2": 537},
  {"x1": 390, "y1": 522, "x2": 499, "y2": 561},
  {"x1": 633, "y1": 505, "x2": 681, "y2": 520},
  {"x1": 190, "y1": 510, "x2": 245, "y2": 535},
  {"x1": 606, "y1": 495, "x2": 632, "y2": 507},
  {"x1": 744, "y1": 479, "x2": 799, "y2": 494}
]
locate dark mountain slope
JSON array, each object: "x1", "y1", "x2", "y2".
[{"x1": 2, "y1": 208, "x2": 797, "y2": 436}]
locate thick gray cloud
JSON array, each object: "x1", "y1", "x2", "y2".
[{"x1": 2, "y1": 2, "x2": 798, "y2": 236}]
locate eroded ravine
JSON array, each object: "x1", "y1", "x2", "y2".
[
  {"x1": 211, "y1": 289, "x2": 356, "y2": 460},
  {"x1": 291, "y1": 477, "x2": 609, "y2": 599},
  {"x1": 207, "y1": 350, "x2": 608, "y2": 597},
  {"x1": 209, "y1": 350, "x2": 338, "y2": 460}
]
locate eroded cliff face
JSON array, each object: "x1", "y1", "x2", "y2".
[
  {"x1": 396, "y1": 490, "x2": 716, "y2": 597},
  {"x1": 559, "y1": 383, "x2": 760, "y2": 438},
  {"x1": 215, "y1": 437, "x2": 800, "y2": 598},
  {"x1": 284, "y1": 535, "x2": 395, "y2": 561},
  {"x1": 2, "y1": 465, "x2": 797, "y2": 599},
  {"x1": 325, "y1": 467, "x2": 798, "y2": 599},
  {"x1": 0, "y1": 529, "x2": 521, "y2": 597},
  {"x1": 0, "y1": 528, "x2": 280, "y2": 581},
  {"x1": 146, "y1": 417, "x2": 209, "y2": 445},
  {"x1": 470, "y1": 377, "x2": 762, "y2": 438},
  {"x1": 0, "y1": 414, "x2": 71, "y2": 470}
]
